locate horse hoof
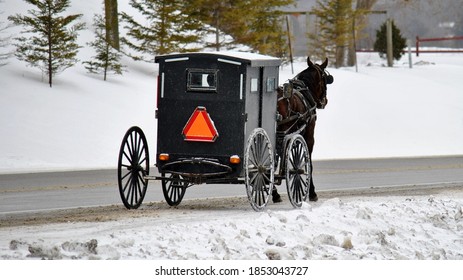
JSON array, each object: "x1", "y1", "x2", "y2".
[
  {"x1": 309, "y1": 194, "x2": 318, "y2": 202},
  {"x1": 272, "y1": 190, "x2": 282, "y2": 203}
]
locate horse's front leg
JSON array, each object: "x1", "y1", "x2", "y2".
[
  {"x1": 306, "y1": 120, "x2": 318, "y2": 202},
  {"x1": 308, "y1": 156, "x2": 318, "y2": 202}
]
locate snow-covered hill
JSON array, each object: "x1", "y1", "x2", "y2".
[{"x1": 1, "y1": 1, "x2": 463, "y2": 173}]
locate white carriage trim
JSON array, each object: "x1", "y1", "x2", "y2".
[
  {"x1": 165, "y1": 57, "x2": 189, "y2": 62},
  {"x1": 240, "y1": 74, "x2": 244, "y2": 100},
  {"x1": 161, "y1": 72, "x2": 165, "y2": 98},
  {"x1": 217, "y1": 58, "x2": 242, "y2": 65}
]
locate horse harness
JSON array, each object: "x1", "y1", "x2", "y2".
[{"x1": 277, "y1": 79, "x2": 317, "y2": 135}]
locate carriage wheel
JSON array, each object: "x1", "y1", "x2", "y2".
[
  {"x1": 244, "y1": 128, "x2": 275, "y2": 211},
  {"x1": 285, "y1": 134, "x2": 311, "y2": 208},
  {"x1": 117, "y1": 126, "x2": 149, "y2": 209},
  {"x1": 162, "y1": 173, "x2": 187, "y2": 206}
]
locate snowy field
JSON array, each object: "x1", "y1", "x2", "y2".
[
  {"x1": 1, "y1": 50, "x2": 463, "y2": 172},
  {"x1": 1, "y1": 0, "x2": 463, "y2": 270},
  {"x1": 1, "y1": 1, "x2": 463, "y2": 173}
]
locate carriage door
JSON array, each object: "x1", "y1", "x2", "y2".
[
  {"x1": 247, "y1": 67, "x2": 265, "y2": 127},
  {"x1": 246, "y1": 67, "x2": 262, "y2": 132},
  {"x1": 261, "y1": 66, "x2": 277, "y2": 149},
  {"x1": 244, "y1": 63, "x2": 278, "y2": 154},
  {"x1": 258, "y1": 67, "x2": 265, "y2": 128}
]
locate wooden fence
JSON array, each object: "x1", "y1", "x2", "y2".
[{"x1": 415, "y1": 36, "x2": 463, "y2": 56}]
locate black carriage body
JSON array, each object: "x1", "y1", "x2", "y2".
[{"x1": 155, "y1": 52, "x2": 280, "y2": 182}]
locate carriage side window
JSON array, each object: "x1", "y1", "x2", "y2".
[
  {"x1": 266, "y1": 77, "x2": 276, "y2": 93},
  {"x1": 187, "y1": 69, "x2": 218, "y2": 93},
  {"x1": 250, "y1": 78, "x2": 259, "y2": 92}
]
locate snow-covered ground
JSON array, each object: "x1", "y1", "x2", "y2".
[
  {"x1": 1, "y1": 191, "x2": 463, "y2": 260},
  {"x1": 1, "y1": 0, "x2": 463, "y2": 264}
]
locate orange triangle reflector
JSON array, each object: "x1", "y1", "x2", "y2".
[{"x1": 182, "y1": 107, "x2": 218, "y2": 142}]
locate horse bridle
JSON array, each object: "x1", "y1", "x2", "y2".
[{"x1": 311, "y1": 64, "x2": 333, "y2": 109}]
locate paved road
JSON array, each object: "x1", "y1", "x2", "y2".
[{"x1": 1, "y1": 156, "x2": 462, "y2": 214}]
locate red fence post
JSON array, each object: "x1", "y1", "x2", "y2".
[{"x1": 416, "y1": 36, "x2": 420, "y2": 57}]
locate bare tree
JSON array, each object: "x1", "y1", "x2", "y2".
[
  {"x1": 347, "y1": 0, "x2": 378, "y2": 66},
  {"x1": 105, "y1": 0, "x2": 119, "y2": 50}
]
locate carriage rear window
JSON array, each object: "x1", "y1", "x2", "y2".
[{"x1": 187, "y1": 69, "x2": 218, "y2": 92}]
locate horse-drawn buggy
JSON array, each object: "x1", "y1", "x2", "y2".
[{"x1": 117, "y1": 52, "x2": 333, "y2": 211}]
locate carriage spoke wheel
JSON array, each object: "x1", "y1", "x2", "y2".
[
  {"x1": 117, "y1": 126, "x2": 149, "y2": 209},
  {"x1": 285, "y1": 134, "x2": 311, "y2": 208},
  {"x1": 244, "y1": 128, "x2": 274, "y2": 211},
  {"x1": 162, "y1": 173, "x2": 187, "y2": 206}
]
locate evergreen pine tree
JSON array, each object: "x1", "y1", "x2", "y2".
[
  {"x1": 188, "y1": 0, "x2": 293, "y2": 57},
  {"x1": 185, "y1": 0, "x2": 233, "y2": 51},
  {"x1": 0, "y1": 27, "x2": 11, "y2": 67},
  {"x1": 83, "y1": 14, "x2": 125, "y2": 81},
  {"x1": 374, "y1": 20, "x2": 406, "y2": 60},
  {"x1": 311, "y1": 0, "x2": 354, "y2": 68},
  {"x1": 238, "y1": 0, "x2": 294, "y2": 57},
  {"x1": 121, "y1": 0, "x2": 204, "y2": 61},
  {"x1": 8, "y1": 0, "x2": 85, "y2": 87},
  {"x1": 0, "y1": 1, "x2": 12, "y2": 66}
]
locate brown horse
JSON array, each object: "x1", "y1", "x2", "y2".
[{"x1": 273, "y1": 57, "x2": 333, "y2": 203}]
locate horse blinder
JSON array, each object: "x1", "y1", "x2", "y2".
[
  {"x1": 325, "y1": 74, "x2": 334, "y2": 85},
  {"x1": 323, "y1": 69, "x2": 334, "y2": 85},
  {"x1": 283, "y1": 82, "x2": 293, "y2": 98}
]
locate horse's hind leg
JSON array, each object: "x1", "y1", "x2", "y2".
[
  {"x1": 309, "y1": 180, "x2": 318, "y2": 201},
  {"x1": 305, "y1": 122, "x2": 318, "y2": 202}
]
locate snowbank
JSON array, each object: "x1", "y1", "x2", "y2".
[{"x1": 1, "y1": 190, "x2": 462, "y2": 260}]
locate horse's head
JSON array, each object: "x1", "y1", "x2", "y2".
[
  {"x1": 295, "y1": 57, "x2": 334, "y2": 109},
  {"x1": 276, "y1": 56, "x2": 334, "y2": 132}
]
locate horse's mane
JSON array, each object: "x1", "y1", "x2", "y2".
[{"x1": 295, "y1": 68, "x2": 316, "y2": 92}]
